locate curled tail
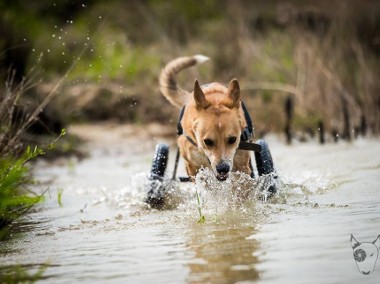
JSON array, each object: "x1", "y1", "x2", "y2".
[{"x1": 159, "y1": 55, "x2": 209, "y2": 109}]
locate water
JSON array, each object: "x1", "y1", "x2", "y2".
[{"x1": 1, "y1": 123, "x2": 380, "y2": 283}]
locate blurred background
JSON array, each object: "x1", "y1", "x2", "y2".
[{"x1": 1, "y1": 0, "x2": 380, "y2": 149}]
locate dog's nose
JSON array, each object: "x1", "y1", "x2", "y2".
[{"x1": 216, "y1": 162, "x2": 230, "y2": 174}]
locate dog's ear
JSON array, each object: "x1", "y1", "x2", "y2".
[
  {"x1": 227, "y1": 78, "x2": 241, "y2": 108},
  {"x1": 194, "y1": 79, "x2": 210, "y2": 109},
  {"x1": 373, "y1": 235, "x2": 380, "y2": 249},
  {"x1": 351, "y1": 234, "x2": 361, "y2": 249}
]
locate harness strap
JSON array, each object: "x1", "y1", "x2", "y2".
[
  {"x1": 177, "y1": 106, "x2": 186, "y2": 136},
  {"x1": 177, "y1": 106, "x2": 198, "y2": 147},
  {"x1": 241, "y1": 101, "x2": 254, "y2": 141}
]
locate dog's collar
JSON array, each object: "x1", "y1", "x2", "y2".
[{"x1": 177, "y1": 102, "x2": 260, "y2": 152}]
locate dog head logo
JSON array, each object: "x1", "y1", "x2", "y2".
[{"x1": 350, "y1": 234, "x2": 380, "y2": 275}]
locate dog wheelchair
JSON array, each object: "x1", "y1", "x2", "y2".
[{"x1": 145, "y1": 103, "x2": 276, "y2": 208}]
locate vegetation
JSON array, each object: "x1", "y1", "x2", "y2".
[
  {"x1": 0, "y1": 133, "x2": 65, "y2": 233},
  {"x1": 0, "y1": 146, "x2": 43, "y2": 232},
  {"x1": 1, "y1": 1, "x2": 379, "y2": 138},
  {"x1": 0, "y1": 264, "x2": 46, "y2": 283},
  {"x1": 196, "y1": 189, "x2": 205, "y2": 224},
  {"x1": 0, "y1": 64, "x2": 66, "y2": 235}
]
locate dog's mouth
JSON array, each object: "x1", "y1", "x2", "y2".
[{"x1": 216, "y1": 172, "x2": 229, "y2": 181}]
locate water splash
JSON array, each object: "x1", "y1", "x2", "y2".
[{"x1": 86, "y1": 166, "x2": 334, "y2": 224}]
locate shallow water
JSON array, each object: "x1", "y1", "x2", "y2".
[{"x1": 1, "y1": 124, "x2": 380, "y2": 283}]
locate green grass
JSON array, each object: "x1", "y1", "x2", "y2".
[
  {"x1": 0, "y1": 147, "x2": 44, "y2": 232},
  {"x1": 57, "y1": 189, "x2": 63, "y2": 207},
  {"x1": 0, "y1": 264, "x2": 47, "y2": 284},
  {"x1": 0, "y1": 130, "x2": 65, "y2": 233}
]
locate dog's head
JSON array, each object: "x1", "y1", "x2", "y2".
[
  {"x1": 191, "y1": 79, "x2": 243, "y2": 181},
  {"x1": 350, "y1": 234, "x2": 380, "y2": 275}
]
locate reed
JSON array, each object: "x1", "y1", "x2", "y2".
[{"x1": 0, "y1": 65, "x2": 67, "y2": 233}]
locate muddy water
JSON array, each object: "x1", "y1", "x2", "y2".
[{"x1": 1, "y1": 123, "x2": 380, "y2": 283}]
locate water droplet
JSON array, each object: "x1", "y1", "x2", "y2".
[
  {"x1": 61, "y1": 52, "x2": 65, "y2": 55},
  {"x1": 119, "y1": 65, "x2": 123, "y2": 68},
  {"x1": 82, "y1": 4, "x2": 86, "y2": 7},
  {"x1": 23, "y1": 38, "x2": 27, "y2": 41},
  {"x1": 99, "y1": 16, "x2": 102, "y2": 19},
  {"x1": 58, "y1": 36, "x2": 62, "y2": 40},
  {"x1": 52, "y1": 34, "x2": 56, "y2": 38},
  {"x1": 86, "y1": 37, "x2": 90, "y2": 40},
  {"x1": 47, "y1": 49, "x2": 51, "y2": 53}
]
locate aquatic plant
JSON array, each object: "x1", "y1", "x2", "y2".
[
  {"x1": 196, "y1": 189, "x2": 205, "y2": 224},
  {"x1": 57, "y1": 188, "x2": 64, "y2": 207}
]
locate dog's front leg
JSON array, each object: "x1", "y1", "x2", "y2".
[
  {"x1": 233, "y1": 150, "x2": 251, "y2": 175},
  {"x1": 184, "y1": 162, "x2": 199, "y2": 181}
]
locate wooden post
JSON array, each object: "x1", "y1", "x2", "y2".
[
  {"x1": 341, "y1": 95, "x2": 351, "y2": 141},
  {"x1": 318, "y1": 120, "x2": 325, "y2": 144},
  {"x1": 284, "y1": 96, "x2": 293, "y2": 144},
  {"x1": 332, "y1": 128, "x2": 339, "y2": 143},
  {"x1": 360, "y1": 114, "x2": 367, "y2": 137}
]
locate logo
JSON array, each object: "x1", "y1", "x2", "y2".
[{"x1": 350, "y1": 234, "x2": 380, "y2": 275}]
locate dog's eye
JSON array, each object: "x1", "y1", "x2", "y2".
[
  {"x1": 227, "y1": 137, "x2": 237, "y2": 145},
  {"x1": 204, "y1": 139, "x2": 214, "y2": 147}
]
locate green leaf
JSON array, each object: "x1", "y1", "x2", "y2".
[{"x1": 197, "y1": 215, "x2": 206, "y2": 224}]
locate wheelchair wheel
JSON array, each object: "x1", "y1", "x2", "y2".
[
  {"x1": 254, "y1": 139, "x2": 277, "y2": 194},
  {"x1": 150, "y1": 143, "x2": 169, "y2": 180},
  {"x1": 145, "y1": 143, "x2": 169, "y2": 208},
  {"x1": 254, "y1": 140, "x2": 274, "y2": 176}
]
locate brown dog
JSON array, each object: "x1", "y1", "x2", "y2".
[{"x1": 159, "y1": 55, "x2": 252, "y2": 181}]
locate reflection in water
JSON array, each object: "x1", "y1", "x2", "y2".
[{"x1": 187, "y1": 213, "x2": 260, "y2": 283}]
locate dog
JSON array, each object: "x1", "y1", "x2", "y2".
[
  {"x1": 159, "y1": 55, "x2": 252, "y2": 182},
  {"x1": 350, "y1": 234, "x2": 380, "y2": 275}
]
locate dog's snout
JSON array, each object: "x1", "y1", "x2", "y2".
[
  {"x1": 216, "y1": 162, "x2": 230, "y2": 181},
  {"x1": 216, "y1": 162, "x2": 230, "y2": 174}
]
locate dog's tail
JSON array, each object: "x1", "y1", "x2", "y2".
[{"x1": 159, "y1": 55, "x2": 209, "y2": 109}]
